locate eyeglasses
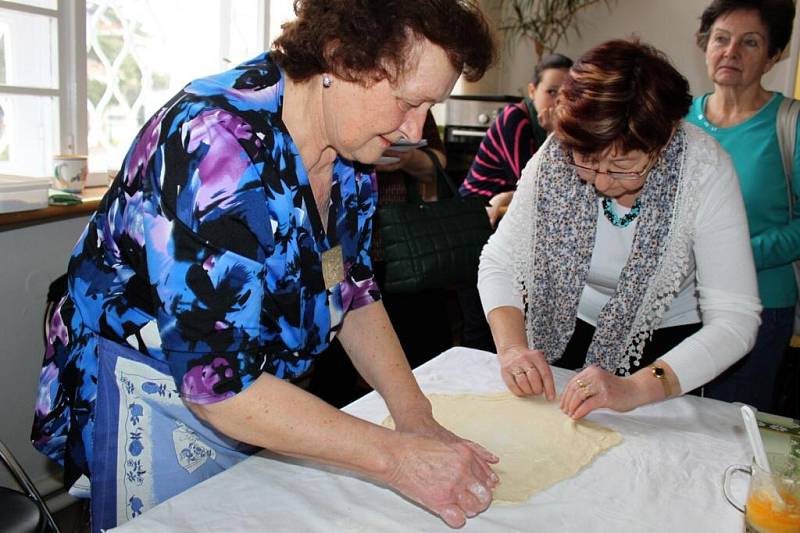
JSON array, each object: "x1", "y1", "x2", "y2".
[{"x1": 568, "y1": 152, "x2": 657, "y2": 182}]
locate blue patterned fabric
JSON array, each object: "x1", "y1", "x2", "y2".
[
  {"x1": 32, "y1": 53, "x2": 381, "y2": 493},
  {"x1": 92, "y1": 338, "x2": 254, "y2": 532}
]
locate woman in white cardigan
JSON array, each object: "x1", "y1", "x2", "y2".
[{"x1": 478, "y1": 39, "x2": 761, "y2": 420}]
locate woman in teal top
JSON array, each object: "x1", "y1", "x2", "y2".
[{"x1": 687, "y1": 0, "x2": 799, "y2": 411}]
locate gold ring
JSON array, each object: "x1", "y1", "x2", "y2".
[
  {"x1": 576, "y1": 379, "x2": 594, "y2": 398},
  {"x1": 512, "y1": 368, "x2": 526, "y2": 376}
]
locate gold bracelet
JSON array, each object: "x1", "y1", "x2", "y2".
[{"x1": 650, "y1": 363, "x2": 672, "y2": 398}]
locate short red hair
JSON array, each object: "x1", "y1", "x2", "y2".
[{"x1": 555, "y1": 39, "x2": 691, "y2": 155}]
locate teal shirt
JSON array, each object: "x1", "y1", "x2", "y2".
[{"x1": 686, "y1": 93, "x2": 800, "y2": 308}]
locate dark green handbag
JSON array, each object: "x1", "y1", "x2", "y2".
[{"x1": 377, "y1": 149, "x2": 493, "y2": 293}]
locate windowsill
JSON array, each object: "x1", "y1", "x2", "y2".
[{"x1": 0, "y1": 186, "x2": 107, "y2": 230}]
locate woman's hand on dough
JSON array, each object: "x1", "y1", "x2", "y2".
[
  {"x1": 497, "y1": 345, "x2": 556, "y2": 400},
  {"x1": 401, "y1": 413, "x2": 500, "y2": 469},
  {"x1": 383, "y1": 432, "x2": 499, "y2": 528},
  {"x1": 560, "y1": 365, "x2": 644, "y2": 419}
]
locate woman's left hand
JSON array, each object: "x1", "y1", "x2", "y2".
[
  {"x1": 559, "y1": 365, "x2": 645, "y2": 419},
  {"x1": 375, "y1": 149, "x2": 413, "y2": 172}
]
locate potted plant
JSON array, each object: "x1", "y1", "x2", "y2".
[{"x1": 496, "y1": 0, "x2": 615, "y2": 60}]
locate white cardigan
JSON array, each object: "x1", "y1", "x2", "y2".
[{"x1": 478, "y1": 123, "x2": 762, "y2": 393}]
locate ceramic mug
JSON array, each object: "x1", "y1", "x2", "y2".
[
  {"x1": 723, "y1": 453, "x2": 800, "y2": 533},
  {"x1": 52, "y1": 154, "x2": 88, "y2": 193}
]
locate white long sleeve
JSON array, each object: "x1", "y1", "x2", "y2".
[{"x1": 478, "y1": 123, "x2": 762, "y2": 393}]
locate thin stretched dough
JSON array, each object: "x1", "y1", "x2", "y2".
[{"x1": 384, "y1": 392, "x2": 622, "y2": 504}]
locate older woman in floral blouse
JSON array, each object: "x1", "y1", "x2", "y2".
[{"x1": 32, "y1": 1, "x2": 498, "y2": 530}]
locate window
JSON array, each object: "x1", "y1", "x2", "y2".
[
  {"x1": 0, "y1": 0, "x2": 302, "y2": 183},
  {"x1": 86, "y1": 0, "x2": 267, "y2": 175},
  {"x1": 0, "y1": 1, "x2": 59, "y2": 178}
]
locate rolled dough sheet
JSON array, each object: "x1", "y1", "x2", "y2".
[{"x1": 384, "y1": 392, "x2": 622, "y2": 504}]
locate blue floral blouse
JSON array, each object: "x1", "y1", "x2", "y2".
[{"x1": 32, "y1": 53, "x2": 381, "y2": 484}]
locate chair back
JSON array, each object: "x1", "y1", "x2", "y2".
[{"x1": 0, "y1": 438, "x2": 60, "y2": 533}]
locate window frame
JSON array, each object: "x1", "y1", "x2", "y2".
[
  {"x1": 58, "y1": 0, "x2": 87, "y2": 155},
  {"x1": 0, "y1": 0, "x2": 85, "y2": 156},
  {"x1": 0, "y1": 0, "x2": 80, "y2": 164}
]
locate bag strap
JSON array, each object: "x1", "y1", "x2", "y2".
[
  {"x1": 777, "y1": 97, "x2": 800, "y2": 334},
  {"x1": 777, "y1": 97, "x2": 800, "y2": 216},
  {"x1": 405, "y1": 147, "x2": 460, "y2": 201}
]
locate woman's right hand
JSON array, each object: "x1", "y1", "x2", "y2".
[
  {"x1": 498, "y1": 345, "x2": 556, "y2": 400},
  {"x1": 537, "y1": 106, "x2": 555, "y2": 132},
  {"x1": 383, "y1": 432, "x2": 498, "y2": 528}
]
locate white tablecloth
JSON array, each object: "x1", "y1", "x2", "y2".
[{"x1": 112, "y1": 347, "x2": 751, "y2": 532}]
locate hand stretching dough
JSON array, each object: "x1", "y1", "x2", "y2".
[{"x1": 384, "y1": 392, "x2": 622, "y2": 504}]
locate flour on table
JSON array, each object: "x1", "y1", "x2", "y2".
[{"x1": 383, "y1": 392, "x2": 622, "y2": 504}]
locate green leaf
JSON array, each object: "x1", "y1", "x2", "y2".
[{"x1": 494, "y1": 0, "x2": 615, "y2": 59}]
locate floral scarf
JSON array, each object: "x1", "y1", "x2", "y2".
[{"x1": 511, "y1": 125, "x2": 699, "y2": 374}]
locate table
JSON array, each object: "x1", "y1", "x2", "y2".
[{"x1": 112, "y1": 347, "x2": 751, "y2": 532}]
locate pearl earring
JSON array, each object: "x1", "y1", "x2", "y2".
[{"x1": 322, "y1": 74, "x2": 332, "y2": 88}]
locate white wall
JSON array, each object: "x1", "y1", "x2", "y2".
[
  {"x1": 468, "y1": 0, "x2": 799, "y2": 98},
  {"x1": 0, "y1": 216, "x2": 88, "y2": 504}
]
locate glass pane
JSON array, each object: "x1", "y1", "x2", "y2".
[
  {"x1": 86, "y1": 0, "x2": 263, "y2": 173},
  {"x1": 7, "y1": 1, "x2": 58, "y2": 9},
  {"x1": 0, "y1": 8, "x2": 58, "y2": 89},
  {"x1": 0, "y1": 93, "x2": 59, "y2": 177}
]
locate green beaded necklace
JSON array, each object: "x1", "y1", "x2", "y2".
[{"x1": 602, "y1": 197, "x2": 641, "y2": 227}]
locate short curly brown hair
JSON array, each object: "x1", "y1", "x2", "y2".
[
  {"x1": 271, "y1": 0, "x2": 495, "y2": 86},
  {"x1": 555, "y1": 39, "x2": 691, "y2": 156}
]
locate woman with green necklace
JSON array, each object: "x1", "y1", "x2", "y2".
[
  {"x1": 478, "y1": 39, "x2": 762, "y2": 420},
  {"x1": 686, "y1": 0, "x2": 798, "y2": 412}
]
